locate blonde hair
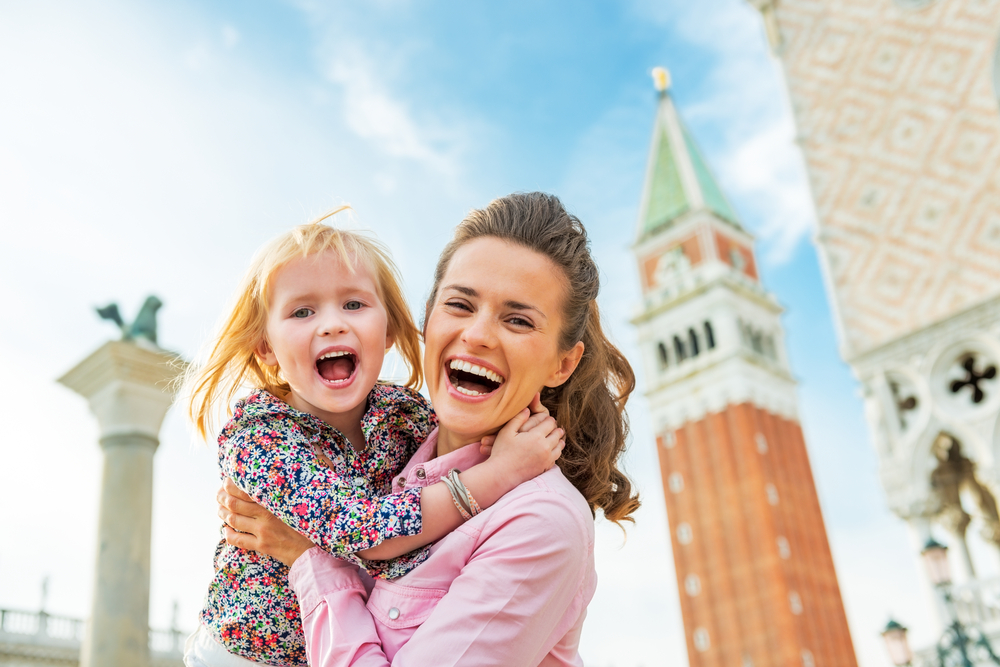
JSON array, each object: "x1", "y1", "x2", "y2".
[{"x1": 186, "y1": 207, "x2": 422, "y2": 439}]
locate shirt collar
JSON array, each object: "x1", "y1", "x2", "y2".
[{"x1": 395, "y1": 428, "x2": 488, "y2": 488}]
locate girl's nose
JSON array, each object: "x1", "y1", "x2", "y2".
[{"x1": 319, "y1": 311, "x2": 349, "y2": 336}]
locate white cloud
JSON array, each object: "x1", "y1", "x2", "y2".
[{"x1": 324, "y1": 48, "x2": 458, "y2": 175}]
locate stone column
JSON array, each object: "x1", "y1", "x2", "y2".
[{"x1": 59, "y1": 340, "x2": 183, "y2": 667}]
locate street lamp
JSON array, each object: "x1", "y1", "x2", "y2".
[
  {"x1": 890, "y1": 538, "x2": 1000, "y2": 667},
  {"x1": 882, "y1": 619, "x2": 914, "y2": 667},
  {"x1": 921, "y1": 539, "x2": 951, "y2": 587}
]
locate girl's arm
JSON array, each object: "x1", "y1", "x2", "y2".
[
  {"x1": 226, "y1": 393, "x2": 561, "y2": 564},
  {"x1": 218, "y1": 398, "x2": 566, "y2": 563},
  {"x1": 357, "y1": 394, "x2": 564, "y2": 560}
]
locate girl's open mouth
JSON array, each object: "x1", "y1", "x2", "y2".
[
  {"x1": 316, "y1": 350, "x2": 357, "y2": 384},
  {"x1": 447, "y1": 359, "x2": 505, "y2": 397}
]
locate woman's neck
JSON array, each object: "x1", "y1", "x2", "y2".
[{"x1": 434, "y1": 427, "x2": 483, "y2": 459}]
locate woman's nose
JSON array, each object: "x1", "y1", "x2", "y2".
[{"x1": 461, "y1": 313, "x2": 497, "y2": 348}]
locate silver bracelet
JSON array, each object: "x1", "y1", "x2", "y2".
[
  {"x1": 447, "y1": 469, "x2": 483, "y2": 517},
  {"x1": 441, "y1": 473, "x2": 473, "y2": 521}
]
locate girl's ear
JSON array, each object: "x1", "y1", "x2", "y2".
[
  {"x1": 256, "y1": 338, "x2": 278, "y2": 367},
  {"x1": 384, "y1": 325, "x2": 396, "y2": 353},
  {"x1": 544, "y1": 341, "x2": 585, "y2": 388}
]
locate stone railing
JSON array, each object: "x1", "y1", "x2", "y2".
[
  {"x1": 907, "y1": 577, "x2": 1000, "y2": 667},
  {"x1": 0, "y1": 607, "x2": 185, "y2": 656},
  {"x1": 949, "y1": 577, "x2": 1000, "y2": 633}
]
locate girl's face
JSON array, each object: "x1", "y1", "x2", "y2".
[
  {"x1": 424, "y1": 237, "x2": 584, "y2": 444},
  {"x1": 258, "y1": 250, "x2": 393, "y2": 428}
]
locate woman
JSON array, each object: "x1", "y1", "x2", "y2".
[{"x1": 218, "y1": 192, "x2": 639, "y2": 666}]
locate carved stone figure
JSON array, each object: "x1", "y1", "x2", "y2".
[{"x1": 96, "y1": 296, "x2": 163, "y2": 346}]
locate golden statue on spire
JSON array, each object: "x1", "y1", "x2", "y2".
[{"x1": 651, "y1": 66, "x2": 671, "y2": 94}]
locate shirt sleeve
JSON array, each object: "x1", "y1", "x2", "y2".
[
  {"x1": 289, "y1": 493, "x2": 593, "y2": 667},
  {"x1": 221, "y1": 420, "x2": 424, "y2": 559}
]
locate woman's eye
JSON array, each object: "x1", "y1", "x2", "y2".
[
  {"x1": 292, "y1": 308, "x2": 313, "y2": 318},
  {"x1": 344, "y1": 301, "x2": 363, "y2": 311},
  {"x1": 508, "y1": 316, "x2": 533, "y2": 328},
  {"x1": 444, "y1": 300, "x2": 471, "y2": 312}
]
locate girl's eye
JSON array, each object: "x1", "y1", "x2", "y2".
[
  {"x1": 344, "y1": 301, "x2": 363, "y2": 311},
  {"x1": 293, "y1": 308, "x2": 313, "y2": 318}
]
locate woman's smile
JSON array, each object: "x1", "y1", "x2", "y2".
[{"x1": 444, "y1": 354, "x2": 506, "y2": 400}]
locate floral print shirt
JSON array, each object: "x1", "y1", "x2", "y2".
[{"x1": 201, "y1": 384, "x2": 437, "y2": 666}]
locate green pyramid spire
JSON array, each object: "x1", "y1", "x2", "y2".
[{"x1": 638, "y1": 69, "x2": 741, "y2": 240}]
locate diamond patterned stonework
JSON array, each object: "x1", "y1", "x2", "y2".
[{"x1": 769, "y1": 0, "x2": 1000, "y2": 358}]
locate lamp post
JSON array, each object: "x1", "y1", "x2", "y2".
[
  {"x1": 884, "y1": 539, "x2": 1000, "y2": 667},
  {"x1": 883, "y1": 619, "x2": 914, "y2": 667}
]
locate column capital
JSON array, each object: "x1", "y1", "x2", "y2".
[{"x1": 59, "y1": 340, "x2": 186, "y2": 441}]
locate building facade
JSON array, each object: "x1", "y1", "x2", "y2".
[
  {"x1": 753, "y1": 0, "x2": 1000, "y2": 634},
  {"x1": 632, "y1": 70, "x2": 858, "y2": 667}
]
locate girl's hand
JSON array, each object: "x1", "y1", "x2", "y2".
[
  {"x1": 218, "y1": 477, "x2": 315, "y2": 567},
  {"x1": 482, "y1": 393, "x2": 565, "y2": 487}
]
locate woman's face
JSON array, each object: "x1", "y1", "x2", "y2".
[{"x1": 424, "y1": 237, "x2": 584, "y2": 444}]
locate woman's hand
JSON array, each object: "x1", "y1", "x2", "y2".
[
  {"x1": 479, "y1": 393, "x2": 564, "y2": 487},
  {"x1": 218, "y1": 477, "x2": 316, "y2": 567}
]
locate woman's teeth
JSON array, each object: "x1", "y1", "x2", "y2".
[
  {"x1": 448, "y1": 359, "x2": 504, "y2": 385},
  {"x1": 455, "y1": 386, "x2": 485, "y2": 396}
]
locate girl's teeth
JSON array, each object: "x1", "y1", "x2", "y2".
[{"x1": 319, "y1": 351, "x2": 351, "y2": 360}]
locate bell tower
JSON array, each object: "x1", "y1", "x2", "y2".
[{"x1": 633, "y1": 68, "x2": 858, "y2": 667}]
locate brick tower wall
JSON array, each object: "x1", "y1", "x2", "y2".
[{"x1": 659, "y1": 402, "x2": 856, "y2": 667}]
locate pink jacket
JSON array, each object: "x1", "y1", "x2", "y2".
[{"x1": 288, "y1": 428, "x2": 597, "y2": 666}]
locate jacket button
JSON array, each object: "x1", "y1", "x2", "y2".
[
  {"x1": 397, "y1": 478, "x2": 406, "y2": 488},
  {"x1": 415, "y1": 468, "x2": 426, "y2": 480},
  {"x1": 388, "y1": 607, "x2": 400, "y2": 620}
]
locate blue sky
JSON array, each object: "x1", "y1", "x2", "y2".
[{"x1": 0, "y1": 1, "x2": 938, "y2": 665}]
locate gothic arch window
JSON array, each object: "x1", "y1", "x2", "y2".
[
  {"x1": 674, "y1": 335, "x2": 687, "y2": 362},
  {"x1": 657, "y1": 342, "x2": 669, "y2": 370},
  {"x1": 689, "y1": 328, "x2": 700, "y2": 357},
  {"x1": 704, "y1": 321, "x2": 716, "y2": 349}
]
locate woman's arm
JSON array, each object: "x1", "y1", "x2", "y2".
[
  {"x1": 293, "y1": 494, "x2": 592, "y2": 667},
  {"x1": 219, "y1": 488, "x2": 592, "y2": 666}
]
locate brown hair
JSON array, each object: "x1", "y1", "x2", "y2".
[
  {"x1": 427, "y1": 192, "x2": 640, "y2": 524},
  {"x1": 185, "y1": 207, "x2": 423, "y2": 440}
]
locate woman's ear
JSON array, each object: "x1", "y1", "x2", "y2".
[
  {"x1": 544, "y1": 341, "x2": 585, "y2": 388},
  {"x1": 256, "y1": 338, "x2": 278, "y2": 367}
]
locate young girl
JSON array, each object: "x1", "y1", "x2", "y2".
[{"x1": 183, "y1": 210, "x2": 565, "y2": 667}]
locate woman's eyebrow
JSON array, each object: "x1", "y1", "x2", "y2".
[
  {"x1": 443, "y1": 284, "x2": 477, "y2": 297},
  {"x1": 505, "y1": 300, "x2": 545, "y2": 319}
]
